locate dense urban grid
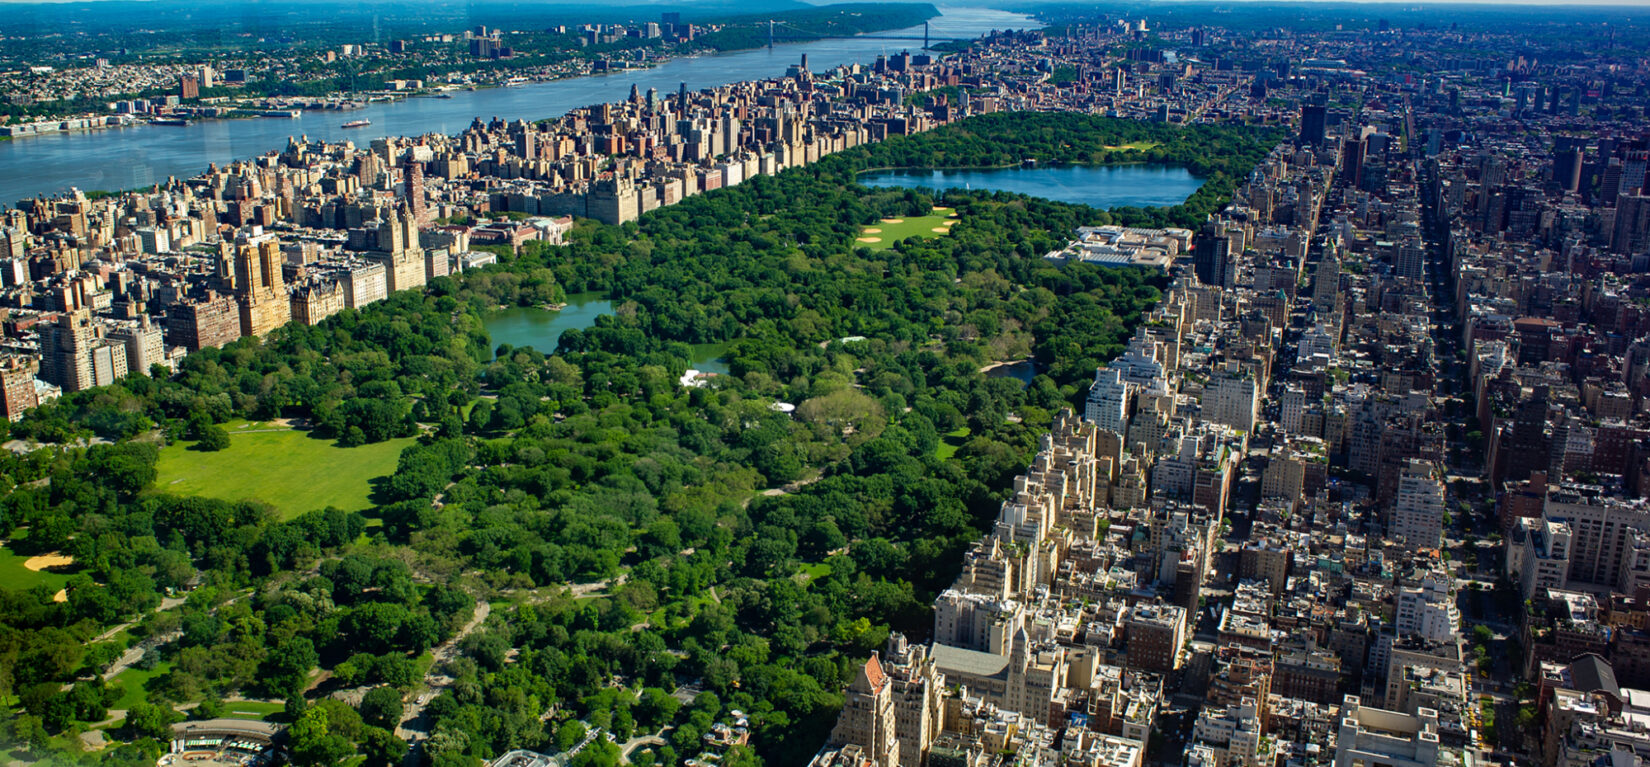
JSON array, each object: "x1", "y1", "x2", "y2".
[{"x1": 2, "y1": 3, "x2": 1650, "y2": 767}]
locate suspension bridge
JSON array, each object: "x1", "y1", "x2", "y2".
[{"x1": 765, "y1": 19, "x2": 967, "y2": 50}]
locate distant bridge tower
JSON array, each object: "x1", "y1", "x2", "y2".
[
  {"x1": 924, "y1": 20, "x2": 930, "y2": 50},
  {"x1": 769, "y1": 20, "x2": 775, "y2": 49}
]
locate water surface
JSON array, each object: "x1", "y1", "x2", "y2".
[
  {"x1": 0, "y1": 7, "x2": 1034, "y2": 204},
  {"x1": 858, "y1": 164, "x2": 1203, "y2": 209},
  {"x1": 485, "y1": 292, "x2": 611, "y2": 357},
  {"x1": 483, "y1": 293, "x2": 729, "y2": 373}
]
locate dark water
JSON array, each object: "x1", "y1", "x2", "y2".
[
  {"x1": 484, "y1": 292, "x2": 729, "y2": 373},
  {"x1": 0, "y1": 7, "x2": 1033, "y2": 205},
  {"x1": 985, "y1": 359, "x2": 1039, "y2": 386},
  {"x1": 858, "y1": 164, "x2": 1204, "y2": 208}
]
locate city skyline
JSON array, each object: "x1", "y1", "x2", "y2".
[{"x1": 2, "y1": 3, "x2": 1650, "y2": 767}]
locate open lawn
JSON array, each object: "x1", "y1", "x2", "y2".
[
  {"x1": 0, "y1": 541, "x2": 73, "y2": 593},
  {"x1": 111, "y1": 660, "x2": 173, "y2": 710},
  {"x1": 856, "y1": 208, "x2": 960, "y2": 251},
  {"x1": 799, "y1": 562, "x2": 832, "y2": 581},
  {"x1": 1104, "y1": 141, "x2": 1161, "y2": 151},
  {"x1": 935, "y1": 427, "x2": 972, "y2": 460},
  {"x1": 153, "y1": 421, "x2": 415, "y2": 519},
  {"x1": 222, "y1": 701, "x2": 285, "y2": 721}
]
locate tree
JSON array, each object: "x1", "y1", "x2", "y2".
[
  {"x1": 635, "y1": 687, "x2": 680, "y2": 730},
  {"x1": 6, "y1": 713, "x2": 49, "y2": 753},
  {"x1": 194, "y1": 424, "x2": 231, "y2": 452},
  {"x1": 360, "y1": 686, "x2": 405, "y2": 730},
  {"x1": 555, "y1": 720, "x2": 587, "y2": 752},
  {"x1": 123, "y1": 701, "x2": 181, "y2": 741},
  {"x1": 193, "y1": 697, "x2": 224, "y2": 720},
  {"x1": 289, "y1": 705, "x2": 356, "y2": 766},
  {"x1": 360, "y1": 725, "x2": 407, "y2": 767},
  {"x1": 571, "y1": 739, "x2": 621, "y2": 767},
  {"x1": 259, "y1": 636, "x2": 318, "y2": 696},
  {"x1": 1472, "y1": 624, "x2": 1494, "y2": 647}
]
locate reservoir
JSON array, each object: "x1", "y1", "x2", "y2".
[
  {"x1": 857, "y1": 164, "x2": 1204, "y2": 209},
  {"x1": 0, "y1": 7, "x2": 1034, "y2": 205},
  {"x1": 483, "y1": 293, "x2": 729, "y2": 374}
]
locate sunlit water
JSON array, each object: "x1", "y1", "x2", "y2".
[{"x1": 0, "y1": 7, "x2": 1035, "y2": 204}]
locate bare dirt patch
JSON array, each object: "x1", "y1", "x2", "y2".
[{"x1": 24, "y1": 553, "x2": 74, "y2": 571}]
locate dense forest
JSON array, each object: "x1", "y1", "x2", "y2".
[{"x1": 0, "y1": 113, "x2": 1276, "y2": 766}]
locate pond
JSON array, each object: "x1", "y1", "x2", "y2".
[
  {"x1": 985, "y1": 359, "x2": 1040, "y2": 387},
  {"x1": 858, "y1": 164, "x2": 1203, "y2": 209},
  {"x1": 483, "y1": 292, "x2": 612, "y2": 357},
  {"x1": 482, "y1": 292, "x2": 729, "y2": 374}
]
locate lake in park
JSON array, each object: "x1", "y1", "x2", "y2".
[
  {"x1": 986, "y1": 360, "x2": 1040, "y2": 387},
  {"x1": 484, "y1": 292, "x2": 729, "y2": 374},
  {"x1": 858, "y1": 164, "x2": 1204, "y2": 208}
]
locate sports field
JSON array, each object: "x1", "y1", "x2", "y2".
[
  {"x1": 153, "y1": 421, "x2": 414, "y2": 519},
  {"x1": 0, "y1": 537, "x2": 73, "y2": 593},
  {"x1": 855, "y1": 207, "x2": 961, "y2": 251}
]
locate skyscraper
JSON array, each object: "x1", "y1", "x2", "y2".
[
  {"x1": 1342, "y1": 135, "x2": 1367, "y2": 186},
  {"x1": 827, "y1": 653, "x2": 901, "y2": 767},
  {"x1": 0, "y1": 356, "x2": 37, "y2": 421},
  {"x1": 39, "y1": 308, "x2": 93, "y2": 393},
  {"x1": 1391, "y1": 460, "x2": 1446, "y2": 550},
  {"x1": 1553, "y1": 137, "x2": 1584, "y2": 193},
  {"x1": 405, "y1": 158, "x2": 427, "y2": 223},
  {"x1": 1613, "y1": 194, "x2": 1650, "y2": 256},
  {"x1": 234, "y1": 232, "x2": 290, "y2": 338},
  {"x1": 1299, "y1": 104, "x2": 1327, "y2": 147}
]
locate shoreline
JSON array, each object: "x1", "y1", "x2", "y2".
[
  {"x1": 0, "y1": 12, "x2": 944, "y2": 138},
  {"x1": 0, "y1": 7, "x2": 1035, "y2": 203}
]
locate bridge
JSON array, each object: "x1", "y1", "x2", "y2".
[{"x1": 766, "y1": 20, "x2": 968, "y2": 50}]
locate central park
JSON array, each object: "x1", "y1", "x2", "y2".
[{"x1": 0, "y1": 112, "x2": 1278, "y2": 766}]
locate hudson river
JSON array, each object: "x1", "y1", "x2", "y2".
[{"x1": 0, "y1": 7, "x2": 1034, "y2": 205}]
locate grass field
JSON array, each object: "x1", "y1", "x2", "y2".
[
  {"x1": 0, "y1": 542, "x2": 72, "y2": 592},
  {"x1": 799, "y1": 562, "x2": 832, "y2": 581},
  {"x1": 110, "y1": 660, "x2": 173, "y2": 710},
  {"x1": 1104, "y1": 141, "x2": 1161, "y2": 151},
  {"x1": 935, "y1": 427, "x2": 972, "y2": 460},
  {"x1": 153, "y1": 421, "x2": 415, "y2": 519},
  {"x1": 856, "y1": 208, "x2": 960, "y2": 251},
  {"x1": 222, "y1": 701, "x2": 284, "y2": 721}
]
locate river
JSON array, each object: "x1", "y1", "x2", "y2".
[
  {"x1": 0, "y1": 6, "x2": 1035, "y2": 206},
  {"x1": 858, "y1": 164, "x2": 1205, "y2": 209}
]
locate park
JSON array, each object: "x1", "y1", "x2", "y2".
[
  {"x1": 153, "y1": 420, "x2": 415, "y2": 519},
  {"x1": 854, "y1": 206, "x2": 960, "y2": 250}
]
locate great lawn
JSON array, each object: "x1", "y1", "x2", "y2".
[
  {"x1": 1103, "y1": 141, "x2": 1162, "y2": 151},
  {"x1": 855, "y1": 207, "x2": 960, "y2": 251},
  {"x1": 153, "y1": 421, "x2": 414, "y2": 519}
]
